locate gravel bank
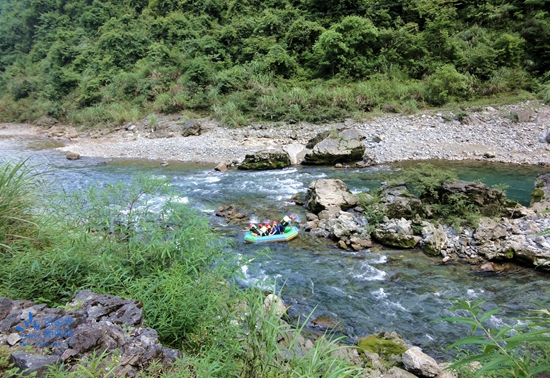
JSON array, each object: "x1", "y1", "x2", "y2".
[{"x1": 5, "y1": 101, "x2": 550, "y2": 166}]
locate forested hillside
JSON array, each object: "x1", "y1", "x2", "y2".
[{"x1": 0, "y1": 0, "x2": 549, "y2": 127}]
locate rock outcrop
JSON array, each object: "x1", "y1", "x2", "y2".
[
  {"x1": 429, "y1": 181, "x2": 504, "y2": 217},
  {"x1": 0, "y1": 291, "x2": 181, "y2": 377},
  {"x1": 379, "y1": 183, "x2": 425, "y2": 220},
  {"x1": 299, "y1": 172, "x2": 550, "y2": 268}
]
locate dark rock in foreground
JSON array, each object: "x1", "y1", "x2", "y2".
[{"x1": 0, "y1": 290, "x2": 181, "y2": 377}]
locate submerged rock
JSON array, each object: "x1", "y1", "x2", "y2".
[{"x1": 66, "y1": 152, "x2": 80, "y2": 160}]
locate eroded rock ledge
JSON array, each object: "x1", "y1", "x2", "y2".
[{"x1": 0, "y1": 290, "x2": 180, "y2": 377}]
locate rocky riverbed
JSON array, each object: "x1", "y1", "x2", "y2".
[{"x1": 2, "y1": 101, "x2": 549, "y2": 166}]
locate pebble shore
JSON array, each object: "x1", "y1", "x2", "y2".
[{"x1": 7, "y1": 101, "x2": 550, "y2": 166}]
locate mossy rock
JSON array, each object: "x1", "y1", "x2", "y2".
[
  {"x1": 357, "y1": 333, "x2": 407, "y2": 367},
  {"x1": 371, "y1": 230, "x2": 419, "y2": 249},
  {"x1": 531, "y1": 188, "x2": 545, "y2": 204},
  {"x1": 237, "y1": 150, "x2": 291, "y2": 170}
]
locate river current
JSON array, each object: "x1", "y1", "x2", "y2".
[{"x1": 2, "y1": 134, "x2": 550, "y2": 360}]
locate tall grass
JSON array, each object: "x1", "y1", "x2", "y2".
[
  {"x1": 67, "y1": 103, "x2": 143, "y2": 129},
  {"x1": 0, "y1": 160, "x2": 46, "y2": 253}
]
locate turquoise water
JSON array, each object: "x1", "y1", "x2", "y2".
[{"x1": 2, "y1": 135, "x2": 549, "y2": 360}]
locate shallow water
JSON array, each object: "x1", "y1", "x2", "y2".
[{"x1": 2, "y1": 135, "x2": 550, "y2": 360}]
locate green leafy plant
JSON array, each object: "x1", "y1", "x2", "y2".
[
  {"x1": 439, "y1": 299, "x2": 550, "y2": 378},
  {"x1": 397, "y1": 163, "x2": 458, "y2": 200},
  {"x1": 45, "y1": 349, "x2": 118, "y2": 377},
  {"x1": 492, "y1": 183, "x2": 510, "y2": 194},
  {"x1": 356, "y1": 192, "x2": 385, "y2": 234}
]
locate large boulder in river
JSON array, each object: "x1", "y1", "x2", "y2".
[
  {"x1": 429, "y1": 180, "x2": 504, "y2": 217},
  {"x1": 302, "y1": 129, "x2": 366, "y2": 165},
  {"x1": 238, "y1": 150, "x2": 291, "y2": 170},
  {"x1": 306, "y1": 179, "x2": 357, "y2": 214},
  {"x1": 379, "y1": 183, "x2": 425, "y2": 220}
]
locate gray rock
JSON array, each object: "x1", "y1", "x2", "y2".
[
  {"x1": 71, "y1": 290, "x2": 143, "y2": 326},
  {"x1": 10, "y1": 353, "x2": 60, "y2": 378},
  {"x1": 1, "y1": 290, "x2": 182, "y2": 375},
  {"x1": 305, "y1": 131, "x2": 330, "y2": 149},
  {"x1": 302, "y1": 129, "x2": 366, "y2": 165},
  {"x1": 7, "y1": 332, "x2": 21, "y2": 346},
  {"x1": 181, "y1": 119, "x2": 201, "y2": 137},
  {"x1": 283, "y1": 143, "x2": 307, "y2": 165},
  {"x1": 215, "y1": 162, "x2": 228, "y2": 172},
  {"x1": 372, "y1": 218, "x2": 421, "y2": 249},
  {"x1": 306, "y1": 179, "x2": 357, "y2": 214},
  {"x1": 473, "y1": 217, "x2": 507, "y2": 243},
  {"x1": 422, "y1": 223, "x2": 447, "y2": 256},
  {"x1": 402, "y1": 346, "x2": 441, "y2": 378},
  {"x1": 385, "y1": 366, "x2": 419, "y2": 378},
  {"x1": 379, "y1": 184, "x2": 425, "y2": 220}
]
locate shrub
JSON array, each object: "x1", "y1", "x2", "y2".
[
  {"x1": 440, "y1": 299, "x2": 550, "y2": 378},
  {"x1": 397, "y1": 163, "x2": 458, "y2": 200},
  {"x1": 425, "y1": 64, "x2": 472, "y2": 105}
]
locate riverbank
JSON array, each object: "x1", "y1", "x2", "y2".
[{"x1": 3, "y1": 101, "x2": 550, "y2": 166}]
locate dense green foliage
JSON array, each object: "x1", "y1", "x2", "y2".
[
  {"x1": 0, "y1": 161, "x2": 360, "y2": 377},
  {"x1": 0, "y1": 0, "x2": 549, "y2": 126}
]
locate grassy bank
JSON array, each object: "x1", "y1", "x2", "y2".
[
  {"x1": 0, "y1": 71, "x2": 544, "y2": 130},
  {"x1": 0, "y1": 161, "x2": 360, "y2": 377}
]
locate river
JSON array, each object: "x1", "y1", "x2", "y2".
[{"x1": 2, "y1": 133, "x2": 550, "y2": 360}]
